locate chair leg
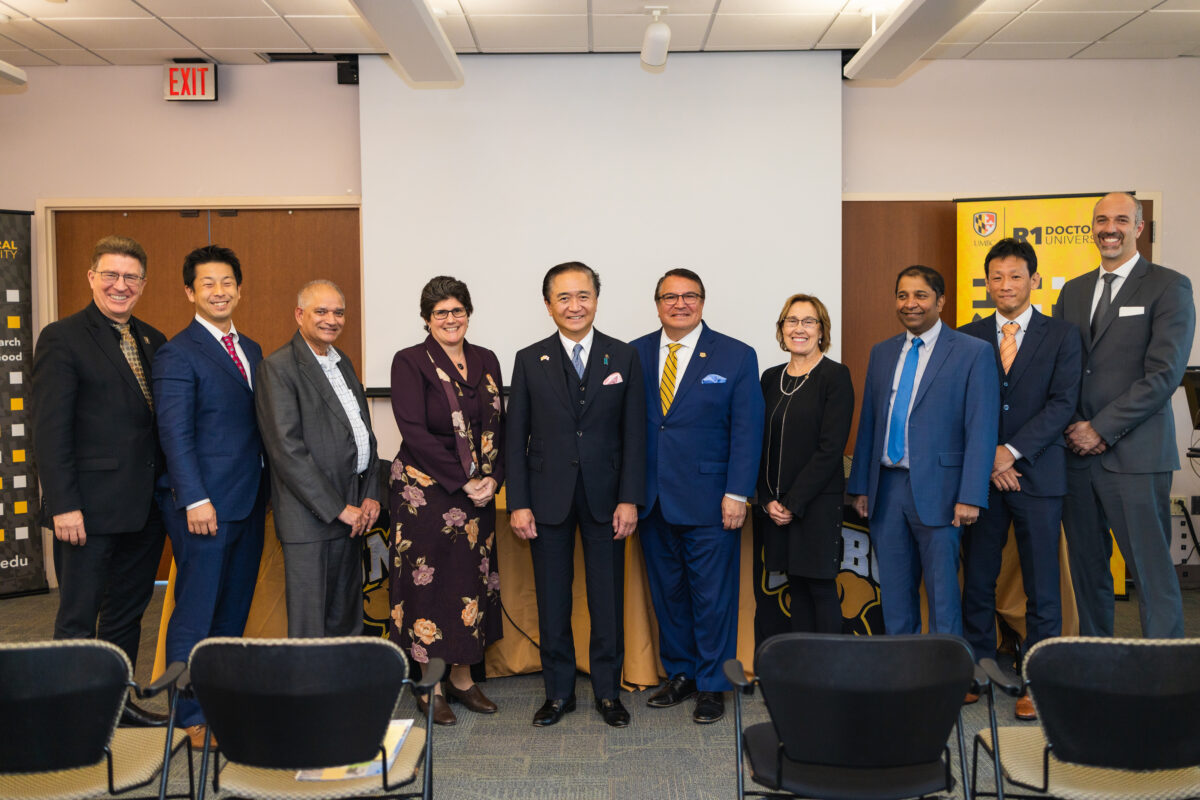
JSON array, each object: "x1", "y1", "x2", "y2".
[
  {"x1": 423, "y1": 689, "x2": 434, "y2": 800},
  {"x1": 731, "y1": 685, "x2": 745, "y2": 800},
  {"x1": 955, "y1": 714, "x2": 970, "y2": 800},
  {"x1": 158, "y1": 687, "x2": 179, "y2": 800},
  {"x1": 986, "y1": 686, "x2": 1004, "y2": 800}
]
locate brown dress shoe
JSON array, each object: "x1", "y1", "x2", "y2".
[
  {"x1": 963, "y1": 691, "x2": 980, "y2": 705},
  {"x1": 445, "y1": 682, "x2": 498, "y2": 714},
  {"x1": 416, "y1": 692, "x2": 457, "y2": 725},
  {"x1": 1015, "y1": 693, "x2": 1037, "y2": 720},
  {"x1": 185, "y1": 724, "x2": 217, "y2": 750}
]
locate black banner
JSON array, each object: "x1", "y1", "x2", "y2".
[{"x1": 0, "y1": 210, "x2": 47, "y2": 598}]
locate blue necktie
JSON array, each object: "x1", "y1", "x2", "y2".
[
  {"x1": 571, "y1": 343, "x2": 584, "y2": 379},
  {"x1": 886, "y1": 337, "x2": 923, "y2": 465}
]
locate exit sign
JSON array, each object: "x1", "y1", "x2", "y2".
[{"x1": 164, "y1": 63, "x2": 217, "y2": 101}]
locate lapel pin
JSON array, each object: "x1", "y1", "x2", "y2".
[
  {"x1": 699, "y1": 352, "x2": 707, "y2": 358},
  {"x1": 603, "y1": 354, "x2": 609, "y2": 366},
  {"x1": 143, "y1": 336, "x2": 150, "y2": 344},
  {"x1": 539, "y1": 355, "x2": 549, "y2": 362}
]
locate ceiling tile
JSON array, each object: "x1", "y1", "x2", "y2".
[
  {"x1": 139, "y1": 0, "x2": 278, "y2": 17},
  {"x1": 88, "y1": 47, "x2": 206, "y2": 64},
  {"x1": 1102, "y1": 10, "x2": 1200, "y2": 43},
  {"x1": 0, "y1": 47, "x2": 52, "y2": 65},
  {"x1": 719, "y1": 0, "x2": 844, "y2": 11},
  {"x1": 1157, "y1": 0, "x2": 1200, "y2": 9},
  {"x1": 0, "y1": 2, "x2": 29, "y2": 19},
  {"x1": 286, "y1": 15, "x2": 383, "y2": 49},
  {"x1": 974, "y1": 0, "x2": 1036, "y2": 10},
  {"x1": 1029, "y1": 0, "x2": 1155, "y2": 10},
  {"x1": 165, "y1": 16, "x2": 307, "y2": 49},
  {"x1": 922, "y1": 42, "x2": 977, "y2": 58},
  {"x1": 1073, "y1": 40, "x2": 1189, "y2": 57},
  {"x1": 46, "y1": 18, "x2": 191, "y2": 49},
  {"x1": 469, "y1": 14, "x2": 587, "y2": 51},
  {"x1": 430, "y1": 0, "x2": 466, "y2": 13},
  {"x1": 592, "y1": 12, "x2": 709, "y2": 50},
  {"x1": 437, "y1": 14, "x2": 477, "y2": 50},
  {"x1": 815, "y1": 11, "x2": 876, "y2": 48},
  {"x1": 939, "y1": 12, "x2": 1017, "y2": 43},
  {"x1": 201, "y1": 47, "x2": 282, "y2": 63},
  {"x1": 266, "y1": 0, "x2": 359, "y2": 13},
  {"x1": 41, "y1": 48, "x2": 110, "y2": 65},
  {"x1": 0, "y1": 18, "x2": 80, "y2": 49},
  {"x1": 706, "y1": 13, "x2": 833, "y2": 49},
  {"x1": 591, "y1": 0, "x2": 715, "y2": 12},
  {"x1": 459, "y1": 0, "x2": 585, "y2": 14},
  {"x1": 967, "y1": 40, "x2": 1087, "y2": 57},
  {"x1": 0, "y1": 0, "x2": 150, "y2": 18},
  {"x1": 989, "y1": 11, "x2": 1139, "y2": 41}
]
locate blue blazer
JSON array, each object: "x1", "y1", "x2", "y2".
[
  {"x1": 959, "y1": 309, "x2": 1081, "y2": 497},
  {"x1": 632, "y1": 323, "x2": 765, "y2": 527},
  {"x1": 153, "y1": 319, "x2": 265, "y2": 523},
  {"x1": 847, "y1": 325, "x2": 999, "y2": 527}
]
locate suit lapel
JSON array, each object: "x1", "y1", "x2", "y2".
[
  {"x1": 638, "y1": 335, "x2": 662, "y2": 423},
  {"x1": 189, "y1": 320, "x2": 252, "y2": 392},
  {"x1": 666, "y1": 323, "x2": 713, "y2": 416},
  {"x1": 876, "y1": 334, "x2": 905, "y2": 420},
  {"x1": 580, "y1": 330, "x2": 614, "y2": 419},
  {"x1": 294, "y1": 334, "x2": 353, "y2": 432},
  {"x1": 912, "y1": 328, "x2": 953, "y2": 409},
  {"x1": 84, "y1": 306, "x2": 144, "y2": 400},
  {"x1": 540, "y1": 334, "x2": 572, "y2": 411},
  {"x1": 1005, "y1": 310, "x2": 1044, "y2": 388},
  {"x1": 1091, "y1": 257, "x2": 1147, "y2": 346}
]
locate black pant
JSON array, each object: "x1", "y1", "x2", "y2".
[{"x1": 53, "y1": 504, "x2": 166, "y2": 669}]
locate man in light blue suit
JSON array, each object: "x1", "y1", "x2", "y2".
[
  {"x1": 154, "y1": 245, "x2": 267, "y2": 749},
  {"x1": 848, "y1": 265, "x2": 998, "y2": 636},
  {"x1": 632, "y1": 268, "x2": 765, "y2": 725}
]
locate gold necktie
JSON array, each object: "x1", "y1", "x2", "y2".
[
  {"x1": 114, "y1": 322, "x2": 153, "y2": 409},
  {"x1": 999, "y1": 322, "x2": 1019, "y2": 374},
  {"x1": 660, "y1": 343, "x2": 682, "y2": 416}
]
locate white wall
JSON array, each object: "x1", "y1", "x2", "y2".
[{"x1": 843, "y1": 57, "x2": 1200, "y2": 494}]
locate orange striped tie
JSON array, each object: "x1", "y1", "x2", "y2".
[
  {"x1": 660, "y1": 343, "x2": 682, "y2": 416},
  {"x1": 1000, "y1": 322, "x2": 1019, "y2": 373}
]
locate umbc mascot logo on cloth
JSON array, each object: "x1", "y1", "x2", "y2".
[{"x1": 973, "y1": 212, "x2": 998, "y2": 238}]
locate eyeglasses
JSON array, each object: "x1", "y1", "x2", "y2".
[
  {"x1": 782, "y1": 316, "x2": 820, "y2": 329},
  {"x1": 431, "y1": 307, "x2": 468, "y2": 320},
  {"x1": 656, "y1": 292, "x2": 704, "y2": 306},
  {"x1": 92, "y1": 270, "x2": 145, "y2": 287}
]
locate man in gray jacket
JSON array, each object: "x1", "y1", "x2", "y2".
[
  {"x1": 1053, "y1": 192, "x2": 1195, "y2": 638},
  {"x1": 256, "y1": 280, "x2": 381, "y2": 637}
]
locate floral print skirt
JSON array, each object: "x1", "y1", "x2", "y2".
[{"x1": 388, "y1": 456, "x2": 503, "y2": 665}]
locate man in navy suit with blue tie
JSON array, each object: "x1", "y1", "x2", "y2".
[
  {"x1": 960, "y1": 239, "x2": 1080, "y2": 720},
  {"x1": 848, "y1": 265, "x2": 998, "y2": 637},
  {"x1": 633, "y1": 268, "x2": 764, "y2": 725},
  {"x1": 153, "y1": 245, "x2": 267, "y2": 748}
]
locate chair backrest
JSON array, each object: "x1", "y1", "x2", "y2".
[
  {"x1": 189, "y1": 637, "x2": 408, "y2": 769},
  {"x1": 0, "y1": 640, "x2": 130, "y2": 773},
  {"x1": 754, "y1": 633, "x2": 973, "y2": 769},
  {"x1": 1026, "y1": 637, "x2": 1200, "y2": 770}
]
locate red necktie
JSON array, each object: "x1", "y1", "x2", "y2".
[{"x1": 221, "y1": 333, "x2": 249, "y2": 384}]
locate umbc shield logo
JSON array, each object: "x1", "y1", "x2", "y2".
[{"x1": 973, "y1": 212, "x2": 998, "y2": 237}]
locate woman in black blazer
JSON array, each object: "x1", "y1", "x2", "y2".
[{"x1": 756, "y1": 293, "x2": 854, "y2": 634}]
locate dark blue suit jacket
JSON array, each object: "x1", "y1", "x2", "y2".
[
  {"x1": 632, "y1": 322, "x2": 765, "y2": 527},
  {"x1": 847, "y1": 324, "x2": 999, "y2": 527},
  {"x1": 153, "y1": 319, "x2": 265, "y2": 523},
  {"x1": 959, "y1": 309, "x2": 1081, "y2": 497}
]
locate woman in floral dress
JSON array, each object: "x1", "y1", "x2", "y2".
[{"x1": 389, "y1": 276, "x2": 504, "y2": 725}]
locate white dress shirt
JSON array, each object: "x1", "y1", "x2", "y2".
[
  {"x1": 309, "y1": 344, "x2": 372, "y2": 475},
  {"x1": 996, "y1": 304, "x2": 1034, "y2": 461},
  {"x1": 882, "y1": 318, "x2": 943, "y2": 469}
]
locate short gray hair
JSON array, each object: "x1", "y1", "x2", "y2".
[{"x1": 297, "y1": 279, "x2": 345, "y2": 308}]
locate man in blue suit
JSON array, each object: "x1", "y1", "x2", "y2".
[
  {"x1": 153, "y1": 245, "x2": 267, "y2": 749},
  {"x1": 960, "y1": 239, "x2": 1080, "y2": 720},
  {"x1": 633, "y1": 268, "x2": 764, "y2": 724},
  {"x1": 848, "y1": 265, "x2": 998, "y2": 637}
]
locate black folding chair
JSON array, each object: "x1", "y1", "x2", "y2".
[
  {"x1": 973, "y1": 637, "x2": 1200, "y2": 800},
  {"x1": 0, "y1": 640, "x2": 191, "y2": 800},
  {"x1": 725, "y1": 632, "x2": 979, "y2": 800},
  {"x1": 185, "y1": 637, "x2": 443, "y2": 800}
]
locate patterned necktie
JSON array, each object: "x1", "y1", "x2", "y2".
[
  {"x1": 571, "y1": 342, "x2": 584, "y2": 379},
  {"x1": 1000, "y1": 322, "x2": 1019, "y2": 374},
  {"x1": 1091, "y1": 272, "x2": 1117, "y2": 340},
  {"x1": 113, "y1": 322, "x2": 153, "y2": 409},
  {"x1": 886, "y1": 337, "x2": 922, "y2": 465},
  {"x1": 660, "y1": 342, "x2": 682, "y2": 416},
  {"x1": 221, "y1": 333, "x2": 249, "y2": 385}
]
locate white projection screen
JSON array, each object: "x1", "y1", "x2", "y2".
[{"x1": 359, "y1": 51, "x2": 842, "y2": 388}]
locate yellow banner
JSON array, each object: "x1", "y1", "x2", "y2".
[{"x1": 955, "y1": 194, "x2": 1103, "y2": 327}]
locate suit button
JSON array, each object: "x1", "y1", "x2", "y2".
[
  {"x1": 579, "y1": 399, "x2": 585, "y2": 405},
  {"x1": 660, "y1": 425, "x2": 665, "y2": 431},
  {"x1": 1002, "y1": 381, "x2": 1009, "y2": 388},
  {"x1": 570, "y1": 460, "x2": 578, "y2": 467},
  {"x1": 1003, "y1": 404, "x2": 1010, "y2": 411},
  {"x1": 576, "y1": 431, "x2": 583, "y2": 437},
  {"x1": 1085, "y1": 369, "x2": 1092, "y2": 375}
]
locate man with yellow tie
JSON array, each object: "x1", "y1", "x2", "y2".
[
  {"x1": 632, "y1": 268, "x2": 765, "y2": 725},
  {"x1": 959, "y1": 238, "x2": 1080, "y2": 720}
]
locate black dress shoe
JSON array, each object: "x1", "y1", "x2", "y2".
[
  {"x1": 646, "y1": 674, "x2": 698, "y2": 708},
  {"x1": 532, "y1": 695, "x2": 577, "y2": 727},
  {"x1": 595, "y1": 697, "x2": 630, "y2": 728},
  {"x1": 692, "y1": 691, "x2": 725, "y2": 724},
  {"x1": 120, "y1": 700, "x2": 168, "y2": 727}
]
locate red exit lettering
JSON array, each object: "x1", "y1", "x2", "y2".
[{"x1": 164, "y1": 64, "x2": 214, "y2": 101}]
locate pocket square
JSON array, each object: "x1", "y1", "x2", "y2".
[
  {"x1": 1118, "y1": 306, "x2": 1144, "y2": 317},
  {"x1": 701, "y1": 373, "x2": 727, "y2": 384},
  {"x1": 603, "y1": 372, "x2": 624, "y2": 385}
]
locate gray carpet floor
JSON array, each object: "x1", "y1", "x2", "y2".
[{"x1": 3, "y1": 586, "x2": 1198, "y2": 799}]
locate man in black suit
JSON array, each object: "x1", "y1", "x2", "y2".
[
  {"x1": 960, "y1": 238, "x2": 1081, "y2": 720},
  {"x1": 32, "y1": 235, "x2": 167, "y2": 726},
  {"x1": 1053, "y1": 192, "x2": 1195, "y2": 639},
  {"x1": 506, "y1": 261, "x2": 646, "y2": 729}
]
